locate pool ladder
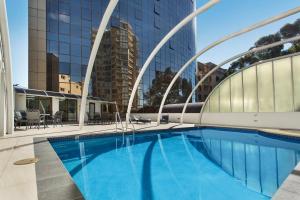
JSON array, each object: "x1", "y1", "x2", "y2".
[
  {"x1": 114, "y1": 110, "x2": 135, "y2": 146},
  {"x1": 115, "y1": 111, "x2": 125, "y2": 144}
]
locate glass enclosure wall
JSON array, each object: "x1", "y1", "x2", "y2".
[
  {"x1": 59, "y1": 99, "x2": 77, "y2": 121},
  {"x1": 26, "y1": 96, "x2": 53, "y2": 114},
  {"x1": 43, "y1": 0, "x2": 196, "y2": 112},
  {"x1": 202, "y1": 54, "x2": 300, "y2": 113}
]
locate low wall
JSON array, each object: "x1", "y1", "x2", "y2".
[
  {"x1": 200, "y1": 112, "x2": 300, "y2": 130},
  {"x1": 132, "y1": 113, "x2": 200, "y2": 124},
  {"x1": 133, "y1": 112, "x2": 300, "y2": 130}
]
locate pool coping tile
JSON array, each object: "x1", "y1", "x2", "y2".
[{"x1": 33, "y1": 137, "x2": 85, "y2": 200}]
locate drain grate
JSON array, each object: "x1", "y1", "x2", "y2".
[{"x1": 14, "y1": 157, "x2": 39, "y2": 165}]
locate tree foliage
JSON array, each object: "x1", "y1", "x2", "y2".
[
  {"x1": 143, "y1": 67, "x2": 192, "y2": 109},
  {"x1": 226, "y1": 18, "x2": 300, "y2": 76}
]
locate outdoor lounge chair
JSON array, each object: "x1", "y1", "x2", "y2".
[
  {"x1": 160, "y1": 115, "x2": 169, "y2": 124},
  {"x1": 130, "y1": 115, "x2": 151, "y2": 124},
  {"x1": 138, "y1": 116, "x2": 151, "y2": 124},
  {"x1": 130, "y1": 115, "x2": 140, "y2": 123}
]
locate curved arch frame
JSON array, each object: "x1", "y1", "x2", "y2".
[
  {"x1": 181, "y1": 35, "x2": 300, "y2": 124},
  {"x1": 0, "y1": 0, "x2": 14, "y2": 135},
  {"x1": 79, "y1": 0, "x2": 119, "y2": 129},
  {"x1": 157, "y1": 6, "x2": 300, "y2": 125},
  {"x1": 125, "y1": 0, "x2": 220, "y2": 128}
]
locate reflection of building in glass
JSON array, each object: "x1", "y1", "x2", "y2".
[
  {"x1": 28, "y1": 0, "x2": 196, "y2": 112},
  {"x1": 92, "y1": 22, "x2": 138, "y2": 112},
  {"x1": 58, "y1": 74, "x2": 82, "y2": 95},
  {"x1": 196, "y1": 62, "x2": 225, "y2": 102},
  {"x1": 46, "y1": 53, "x2": 59, "y2": 91}
]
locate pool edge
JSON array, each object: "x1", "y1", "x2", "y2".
[
  {"x1": 33, "y1": 137, "x2": 85, "y2": 200},
  {"x1": 35, "y1": 125, "x2": 300, "y2": 200}
]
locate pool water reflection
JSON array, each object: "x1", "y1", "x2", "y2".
[{"x1": 50, "y1": 128, "x2": 300, "y2": 200}]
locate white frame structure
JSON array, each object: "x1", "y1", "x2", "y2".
[
  {"x1": 0, "y1": 0, "x2": 14, "y2": 135},
  {"x1": 79, "y1": 0, "x2": 119, "y2": 129},
  {"x1": 181, "y1": 35, "x2": 300, "y2": 124},
  {"x1": 157, "y1": 6, "x2": 300, "y2": 125},
  {"x1": 125, "y1": 0, "x2": 220, "y2": 128}
]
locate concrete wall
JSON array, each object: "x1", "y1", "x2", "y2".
[
  {"x1": 200, "y1": 112, "x2": 300, "y2": 130},
  {"x1": 52, "y1": 97, "x2": 60, "y2": 114},
  {"x1": 133, "y1": 112, "x2": 300, "y2": 130},
  {"x1": 14, "y1": 94, "x2": 26, "y2": 111}
]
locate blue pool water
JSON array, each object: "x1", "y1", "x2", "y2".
[{"x1": 50, "y1": 128, "x2": 300, "y2": 200}]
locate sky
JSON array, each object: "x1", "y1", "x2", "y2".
[{"x1": 5, "y1": 0, "x2": 300, "y2": 87}]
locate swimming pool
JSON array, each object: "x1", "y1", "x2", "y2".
[{"x1": 50, "y1": 127, "x2": 300, "y2": 200}]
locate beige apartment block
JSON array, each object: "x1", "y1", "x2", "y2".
[{"x1": 28, "y1": 0, "x2": 46, "y2": 90}]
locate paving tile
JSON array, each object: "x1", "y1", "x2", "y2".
[
  {"x1": 38, "y1": 183, "x2": 82, "y2": 200},
  {"x1": 280, "y1": 180, "x2": 300, "y2": 195},
  {"x1": 0, "y1": 181, "x2": 38, "y2": 200},
  {"x1": 273, "y1": 189, "x2": 300, "y2": 200},
  {"x1": 35, "y1": 161, "x2": 67, "y2": 181},
  {"x1": 37, "y1": 174, "x2": 74, "y2": 193}
]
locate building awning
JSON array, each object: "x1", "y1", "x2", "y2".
[
  {"x1": 13, "y1": 86, "x2": 113, "y2": 103},
  {"x1": 63, "y1": 93, "x2": 81, "y2": 99},
  {"x1": 14, "y1": 87, "x2": 26, "y2": 94},
  {"x1": 45, "y1": 91, "x2": 65, "y2": 98},
  {"x1": 24, "y1": 88, "x2": 47, "y2": 96},
  {"x1": 163, "y1": 102, "x2": 204, "y2": 113}
]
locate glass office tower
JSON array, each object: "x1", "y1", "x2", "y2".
[{"x1": 29, "y1": 0, "x2": 196, "y2": 112}]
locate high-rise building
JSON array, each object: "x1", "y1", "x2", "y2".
[
  {"x1": 28, "y1": 0, "x2": 196, "y2": 112},
  {"x1": 196, "y1": 62, "x2": 226, "y2": 102}
]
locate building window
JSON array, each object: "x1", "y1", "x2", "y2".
[
  {"x1": 154, "y1": 3, "x2": 160, "y2": 15},
  {"x1": 135, "y1": 9, "x2": 142, "y2": 20},
  {"x1": 154, "y1": 15, "x2": 160, "y2": 29}
]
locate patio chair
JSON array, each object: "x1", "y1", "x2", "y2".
[
  {"x1": 50, "y1": 111, "x2": 63, "y2": 127},
  {"x1": 26, "y1": 110, "x2": 44, "y2": 129},
  {"x1": 102, "y1": 113, "x2": 114, "y2": 125},
  {"x1": 94, "y1": 112, "x2": 101, "y2": 124},
  {"x1": 14, "y1": 111, "x2": 27, "y2": 129},
  {"x1": 86, "y1": 112, "x2": 94, "y2": 125}
]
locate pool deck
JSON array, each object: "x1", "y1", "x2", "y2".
[{"x1": 0, "y1": 123, "x2": 299, "y2": 200}]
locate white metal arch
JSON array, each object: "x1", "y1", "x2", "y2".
[
  {"x1": 0, "y1": 0, "x2": 14, "y2": 135},
  {"x1": 157, "y1": 6, "x2": 300, "y2": 125},
  {"x1": 181, "y1": 35, "x2": 300, "y2": 124},
  {"x1": 79, "y1": 0, "x2": 119, "y2": 129},
  {"x1": 125, "y1": 0, "x2": 220, "y2": 128}
]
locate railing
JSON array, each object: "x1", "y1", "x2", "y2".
[{"x1": 115, "y1": 111, "x2": 125, "y2": 145}]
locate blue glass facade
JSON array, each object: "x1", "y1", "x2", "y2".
[{"x1": 45, "y1": 0, "x2": 196, "y2": 111}]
